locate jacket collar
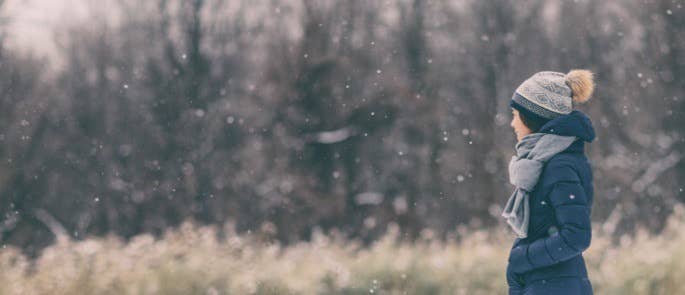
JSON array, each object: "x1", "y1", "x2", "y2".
[
  {"x1": 538, "y1": 110, "x2": 595, "y2": 142},
  {"x1": 537, "y1": 110, "x2": 595, "y2": 154}
]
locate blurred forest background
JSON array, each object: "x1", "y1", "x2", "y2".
[{"x1": 0, "y1": 0, "x2": 683, "y2": 255}]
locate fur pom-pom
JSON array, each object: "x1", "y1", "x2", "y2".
[{"x1": 566, "y1": 69, "x2": 595, "y2": 104}]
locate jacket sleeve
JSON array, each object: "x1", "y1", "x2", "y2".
[{"x1": 508, "y1": 161, "x2": 592, "y2": 274}]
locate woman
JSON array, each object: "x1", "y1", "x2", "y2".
[{"x1": 501, "y1": 69, "x2": 596, "y2": 294}]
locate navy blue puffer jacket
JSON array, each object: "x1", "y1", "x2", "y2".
[{"x1": 506, "y1": 110, "x2": 596, "y2": 295}]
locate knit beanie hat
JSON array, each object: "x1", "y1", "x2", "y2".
[{"x1": 510, "y1": 69, "x2": 595, "y2": 130}]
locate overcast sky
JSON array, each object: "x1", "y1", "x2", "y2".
[{"x1": 5, "y1": 0, "x2": 89, "y2": 59}]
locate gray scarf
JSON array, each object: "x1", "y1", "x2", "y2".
[{"x1": 501, "y1": 133, "x2": 577, "y2": 238}]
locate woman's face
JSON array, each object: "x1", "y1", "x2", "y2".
[{"x1": 510, "y1": 109, "x2": 532, "y2": 142}]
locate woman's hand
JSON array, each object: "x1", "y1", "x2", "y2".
[
  {"x1": 506, "y1": 261, "x2": 525, "y2": 290},
  {"x1": 508, "y1": 243, "x2": 534, "y2": 274}
]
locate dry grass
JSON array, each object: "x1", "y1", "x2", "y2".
[{"x1": 2, "y1": 206, "x2": 685, "y2": 295}]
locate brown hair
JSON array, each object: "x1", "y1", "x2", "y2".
[{"x1": 518, "y1": 111, "x2": 547, "y2": 133}]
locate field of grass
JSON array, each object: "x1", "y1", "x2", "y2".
[{"x1": 2, "y1": 206, "x2": 685, "y2": 295}]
